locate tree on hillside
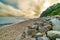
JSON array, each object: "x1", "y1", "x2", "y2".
[{"x1": 40, "y1": 3, "x2": 60, "y2": 17}]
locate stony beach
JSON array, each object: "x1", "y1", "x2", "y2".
[{"x1": 0, "y1": 15, "x2": 60, "y2": 40}]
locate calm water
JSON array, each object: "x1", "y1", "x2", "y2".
[{"x1": 0, "y1": 17, "x2": 29, "y2": 27}]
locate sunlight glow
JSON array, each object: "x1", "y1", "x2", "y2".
[
  {"x1": 40, "y1": 1, "x2": 51, "y2": 13},
  {"x1": 44, "y1": 2, "x2": 51, "y2": 10},
  {"x1": 44, "y1": 2, "x2": 51, "y2": 8}
]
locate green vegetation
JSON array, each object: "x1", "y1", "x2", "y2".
[
  {"x1": 40, "y1": 3, "x2": 60, "y2": 17},
  {"x1": 48, "y1": 8, "x2": 60, "y2": 16}
]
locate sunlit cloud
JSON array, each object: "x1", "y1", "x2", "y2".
[
  {"x1": 44, "y1": 2, "x2": 51, "y2": 9},
  {"x1": 40, "y1": 0, "x2": 60, "y2": 13},
  {"x1": 0, "y1": 0, "x2": 60, "y2": 18},
  {"x1": 41, "y1": 1, "x2": 51, "y2": 12},
  {"x1": 0, "y1": 2, "x2": 24, "y2": 17}
]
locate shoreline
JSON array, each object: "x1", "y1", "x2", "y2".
[{"x1": 0, "y1": 19, "x2": 30, "y2": 29}]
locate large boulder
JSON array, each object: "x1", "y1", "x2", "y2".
[
  {"x1": 56, "y1": 38, "x2": 60, "y2": 40},
  {"x1": 50, "y1": 18, "x2": 60, "y2": 31},
  {"x1": 47, "y1": 31, "x2": 60, "y2": 38}
]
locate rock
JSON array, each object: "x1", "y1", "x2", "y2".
[
  {"x1": 53, "y1": 15, "x2": 60, "y2": 18},
  {"x1": 33, "y1": 32, "x2": 43, "y2": 38},
  {"x1": 36, "y1": 37, "x2": 43, "y2": 40},
  {"x1": 45, "y1": 24, "x2": 52, "y2": 31},
  {"x1": 35, "y1": 32, "x2": 43, "y2": 36},
  {"x1": 27, "y1": 26, "x2": 33, "y2": 29},
  {"x1": 47, "y1": 31, "x2": 60, "y2": 38},
  {"x1": 27, "y1": 29, "x2": 38, "y2": 37},
  {"x1": 41, "y1": 37, "x2": 50, "y2": 40},
  {"x1": 35, "y1": 36, "x2": 50, "y2": 40},
  {"x1": 50, "y1": 18, "x2": 60, "y2": 31},
  {"x1": 56, "y1": 38, "x2": 60, "y2": 40},
  {"x1": 23, "y1": 15, "x2": 60, "y2": 40},
  {"x1": 39, "y1": 22, "x2": 44, "y2": 26}
]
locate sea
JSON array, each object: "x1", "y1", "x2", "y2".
[{"x1": 0, "y1": 17, "x2": 29, "y2": 27}]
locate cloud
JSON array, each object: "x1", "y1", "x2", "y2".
[
  {"x1": 0, "y1": 0, "x2": 60, "y2": 18},
  {"x1": 0, "y1": 2, "x2": 24, "y2": 17},
  {"x1": 0, "y1": 0, "x2": 44, "y2": 18},
  {"x1": 0, "y1": 2, "x2": 36, "y2": 18},
  {"x1": 0, "y1": 0, "x2": 17, "y2": 4},
  {"x1": 41, "y1": 0, "x2": 60, "y2": 12},
  {"x1": 18, "y1": 0, "x2": 44, "y2": 17},
  {"x1": 0, "y1": 0, "x2": 18, "y2": 9},
  {"x1": 5, "y1": 0, "x2": 17, "y2": 4}
]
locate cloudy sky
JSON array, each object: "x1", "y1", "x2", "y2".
[
  {"x1": 0, "y1": 0, "x2": 60, "y2": 18},
  {"x1": 0, "y1": 0, "x2": 18, "y2": 9}
]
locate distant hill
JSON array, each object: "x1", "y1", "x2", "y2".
[{"x1": 40, "y1": 3, "x2": 60, "y2": 17}]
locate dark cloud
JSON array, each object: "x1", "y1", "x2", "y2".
[{"x1": 0, "y1": 0, "x2": 19, "y2": 9}]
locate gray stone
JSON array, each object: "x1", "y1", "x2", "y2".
[
  {"x1": 36, "y1": 37, "x2": 43, "y2": 40},
  {"x1": 35, "y1": 37, "x2": 50, "y2": 40},
  {"x1": 47, "y1": 31, "x2": 60, "y2": 38},
  {"x1": 41, "y1": 37, "x2": 50, "y2": 40},
  {"x1": 50, "y1": 18, "x2": 60, "y2": 31},
  {"x1": 56, "y1": 38, "x2": 60, "y2": 40}
]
